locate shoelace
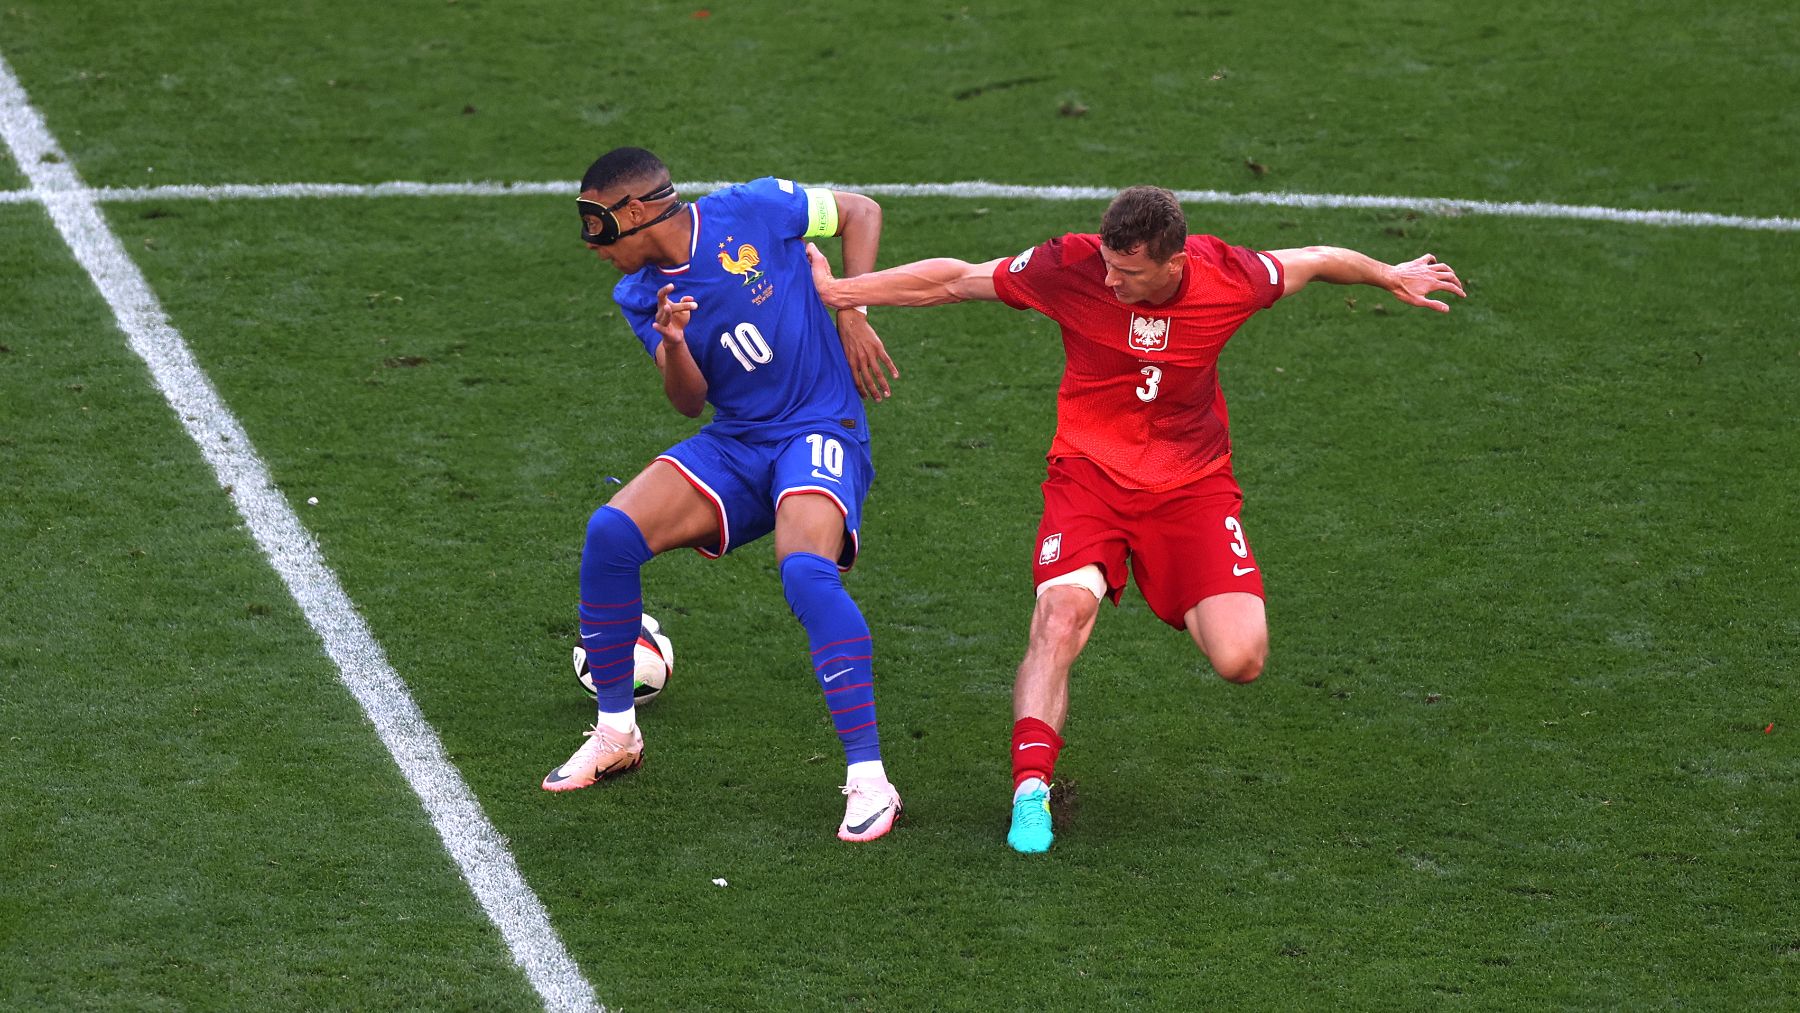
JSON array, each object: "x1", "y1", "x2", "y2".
[
  {"x1": 840, "y1": 782, "x2": 892, "y2": 819},
  {"x1": 578, "y1": 723, "x2": 629, "y2": 756},
  {"x1": 1013, "y1": 792, "x2": 1051, "y2": 829}
]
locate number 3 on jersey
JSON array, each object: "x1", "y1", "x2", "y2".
[
  {"x1": 721, "y1": 321, "x2": 774, "y2": 371},
  {"x1": 1136, "y1": 365, "x2": 1162, "y2": 402}
]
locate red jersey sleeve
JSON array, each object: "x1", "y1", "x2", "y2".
[
  {"x1": 1192, "y1": 234, "x2": 1285, "y2": 311},
  {"x1": 991, "y1": 234, "x2": 1083, "y2": 314}
]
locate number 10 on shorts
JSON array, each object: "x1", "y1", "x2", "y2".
[{"x1": 807, "y1": 433, "x2": 845, "y2": 479}]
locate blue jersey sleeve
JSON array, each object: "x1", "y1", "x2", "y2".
[
  {"x1": 612, "y1": 276, "x2": 662, "y2": 357},
  {"x1": 734, "y1": 176, "x2": 815, "y2": 240}
]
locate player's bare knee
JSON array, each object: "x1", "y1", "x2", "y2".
[
  {"x1": 1214, "y1": 653, "x2": 1264, "y2": 684},
  {"x1": 1209, "y1": 640, "x2": 1266, "y2": 684},
  {"x1": 1032, "y1": 589, "x2": 1097, "y2": 649},
  {"x1": 1034, "y1": 602, "x2": 1087, "y2": 647}
]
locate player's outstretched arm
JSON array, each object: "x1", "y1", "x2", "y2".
[
  {"x1": 827, "y1": 191, "x2": 900, "y2": 402},
  {"x1": 1271, "y1": 246, "x2": 1466, "y2": 313},
  {"x1": 808, "y1": 243, "x2": 1005, "y2": 309},
  {"x1": 651, "y1": 282, "x2": 708, "y2": 417}
]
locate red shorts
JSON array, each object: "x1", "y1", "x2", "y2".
[{"x1": 1032, "y1": 455, "x2": 1264, "y2": 628}]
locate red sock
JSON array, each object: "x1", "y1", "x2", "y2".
[{"x1": 1011, "y1": 716, "x2": 1064, "y2": 789}]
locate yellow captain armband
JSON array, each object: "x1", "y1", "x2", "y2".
[{"x1": 802, "y1": 187, "x2": 840, "y2": 239}]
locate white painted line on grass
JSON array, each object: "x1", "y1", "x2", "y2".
[
  {"x1": 821, "y1": 182, "x2": 1800, "y2": 233},
  {"x1": 1, "y1": 175, "x2": 1795, "y2": 231},
  {"x1": 0, "y1": 52, "x2": 602, "y2": 1013}
]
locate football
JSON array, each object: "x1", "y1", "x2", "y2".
[{"x1": 574, "y1": 612, "x2": 674, "y2": 705}]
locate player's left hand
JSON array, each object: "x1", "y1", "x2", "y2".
[
  {"x1": 1388, "y1": 254, "x2": 1466, "y2": 313},
  {"x1": 835, "y1": 308, "x2": 900, "y2": 402},
  {"x1": 653, "y1": 282, "x2": 699, "y2": 344}
]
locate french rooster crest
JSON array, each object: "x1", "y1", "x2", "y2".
[{"x1": 717, "y1": 242, "x2": 764, "y2": 284}]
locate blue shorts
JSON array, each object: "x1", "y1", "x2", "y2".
[{"x1": 656, "y1": 428, "x2": 873, "y2": 569}]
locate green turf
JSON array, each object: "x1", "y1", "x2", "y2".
[
  {"x1": 67, "y1": 191, "x2": 1796, "y2": 1008},
  {"x1": 0, "y1": 208, "x2": 539, "y2": 1010},
  {"x1": 3, "y1": 1, "x2": 1798, "y2": 1009},
  {"x1": 1, "y1": 1, "x2": 1794, "y2": 215}
]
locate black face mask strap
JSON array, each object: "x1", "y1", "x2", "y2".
[
  {"x1": 609, "y1": 198, "x2": 686, "y2": 243},
  {"x1": 578, "y1": 181, "x2": 680, "y2": 245},
  {"x1": 633, "y1": 181, "x2": 676, "y2": 204}
]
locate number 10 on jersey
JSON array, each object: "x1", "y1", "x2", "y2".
[{"x1": 721, "y1": 321, "x2": 774, "y2": 371}]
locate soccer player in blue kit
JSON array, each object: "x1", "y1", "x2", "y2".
[{"x1": 543, "y1": 147, "x2": 905, "y2": 843}]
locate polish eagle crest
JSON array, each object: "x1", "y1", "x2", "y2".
[{"x1": 1128, "y1": 314, "x2": 1170, "y2": 352}]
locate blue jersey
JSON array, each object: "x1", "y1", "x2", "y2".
[{"x1": 613, "y1": 177, "x2": 868, "y2": 447}]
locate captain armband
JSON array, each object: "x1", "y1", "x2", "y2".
[{"x1": 802, "y1": 187, "x2": 840, "y2": 239}]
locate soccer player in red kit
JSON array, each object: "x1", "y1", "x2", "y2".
[{"x1": 808, "y1": 186, "x2": 1465, "y2": 852}]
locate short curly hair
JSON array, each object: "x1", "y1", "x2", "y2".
[
  {"x1": 1100, "y1": 186, "x2": 1187, "y2": 262},
  {"x1": 581, "y1": 147, "x2": 669, "y2": 194}
]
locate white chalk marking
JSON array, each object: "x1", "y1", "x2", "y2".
[
  {"x1": 0, "y1": 51, "x2": 601, "y2": 1013},
  {"x1": 0, "y1": 175, "x2": 1793, "y2": 231}
]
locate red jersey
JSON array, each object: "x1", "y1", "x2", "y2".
[{"x1": 991, "y1": 233, "x2": 1284, "y2": 492}]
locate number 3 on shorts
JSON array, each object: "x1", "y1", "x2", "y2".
[{"x1": 1225, "y1": 515, "x2": 1249, "y2": 558}]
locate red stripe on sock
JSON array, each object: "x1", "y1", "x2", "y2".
[
  {"x1": 810, "y1": 635, "x2": 871, "y2": 655},
  {"x1": 578, "y1": 597, "x2": 642, "y2": 609},
  {"x1": 582, "y1": 642, "x2": 634, "y2": 656}
]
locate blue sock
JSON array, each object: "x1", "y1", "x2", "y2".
[
  {"x1": 780, "y1": 551, "x2": 882, "y2": 764},
  {"x1": 579, "y1": 506, "x2": 654, "y2": 715}
]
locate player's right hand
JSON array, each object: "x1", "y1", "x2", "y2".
[
  {"x1": 834, "y1": 308, "x2": 900, "y2": 402},
  {"x1": 1389, "y1": 254, "x2": 1466, "y2": 313},
  {"x1": 653, "y1": 282, "x2": 699, "y2": 344},
  {"x1": 811, "y1": 243, "x2": 899, "y2": 400}
]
